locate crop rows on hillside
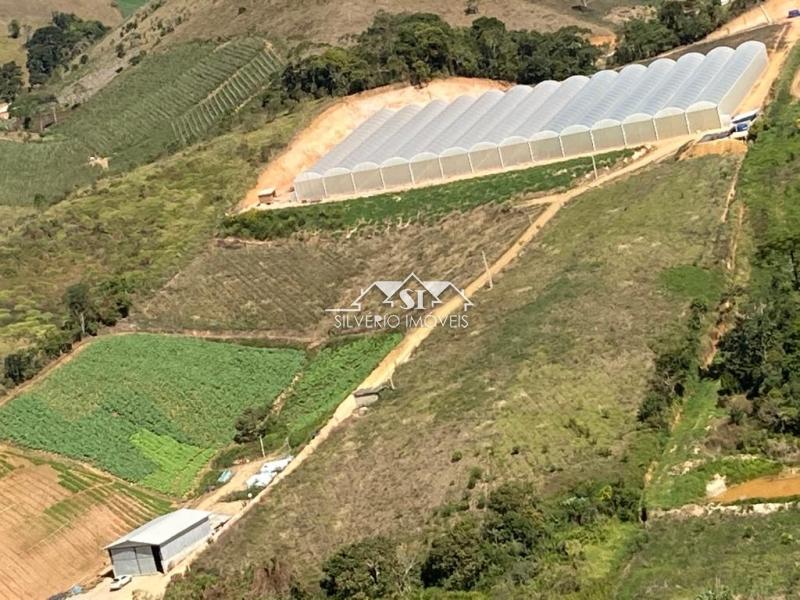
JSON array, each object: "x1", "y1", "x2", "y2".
[
  {"x1": 174, "y1": 47, "x2": 283, "y2": 144},
  {"x1": 0, "y1": 38, "x2": 283, "y2": 206},
  {"x1": 0, "y1": 449, "x2": 170, "y2": 600}
]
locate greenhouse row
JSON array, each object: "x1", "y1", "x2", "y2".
[{"x1": 294, "y1": 41, "x2": 767, "y2": 201}]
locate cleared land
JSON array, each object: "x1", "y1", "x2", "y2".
[
  {"x1": 0, "y1": 38, "x2": 283, "y2": 206},
  {"x1": 136, "y1": 204, "x2": 539, "y2": 337},
  {"x1": 173, "y1": 155, "x2": 737, "y2": 595},
  {"x1": 0, "y1": 446, "x2": 170, "y2": 600},
  {"x1": 617, "y1": 508, "x2": 800, "y2": 599},
  {"x1": 0, "y1": 335, "x2": 305, "y2": 495}
]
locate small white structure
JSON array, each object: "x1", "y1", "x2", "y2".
[
  {"x1": 105, "y1": 509, "x2": 211, "y2": 577},
  {"x1": 0, "y1": 103, "x2": 9, "y2": 121}
]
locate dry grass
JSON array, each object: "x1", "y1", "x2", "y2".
[
  {"x1": 0, "y1": 0, "x2": 121, "y2": 28},
  {"x1": 186, "y1": 155, "x2": 738, "y2": 588},
  {"x1": 133, "y1": 204, "x2": 538, "y2": 338}
]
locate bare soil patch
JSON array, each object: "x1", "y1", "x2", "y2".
[
  {"x1": 713, "y1": 471, "x2": 800, "y2": 503},
  {"x1": 0, "y1": 447, "x2": 166, "y2": 600}
]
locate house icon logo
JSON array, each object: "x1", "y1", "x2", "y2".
[
  {"x1": 326, "y1": 273, "x2": 473, "y2": 313},
  {"x1": 326, "y1": 273, "x2": 473, "y2": 330}
]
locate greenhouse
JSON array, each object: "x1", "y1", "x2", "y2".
[{"x1": 294, "y1": 41, "x2": 767, "y2": 201}]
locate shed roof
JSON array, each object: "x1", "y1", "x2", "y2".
[{"x1": 105, "y1": 509, "x2": 211, "y2": 549}]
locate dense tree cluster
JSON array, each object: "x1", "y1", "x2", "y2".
[
  {"x1": 0, "y1": 62, "x2": 23, "y2": 103},
  {"x1": 279, "y1": 12, "x2": 600, "y2": 99},
  {"x1": 25, "y1": 12, "x2": 108, "y2": 85},
  {"x1": 613, "y1": 0, "x2": 724, "y2": 64}
]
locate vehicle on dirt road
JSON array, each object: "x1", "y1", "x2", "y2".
[{"x1": 110, "y1": 576, "x2": 132, "y2": 591}]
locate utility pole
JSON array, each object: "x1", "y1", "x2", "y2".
[
  {"x1": 259, "y1": 436, "x2": 266, "y2": 458},
  {"x1": 591, "y1": 154, "x2": 599, "y2": 180},
  {"x1": 482, "y1": 250, "x2": 493, "y2": 290}
]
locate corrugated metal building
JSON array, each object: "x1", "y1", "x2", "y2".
[
  {"x1": 105, "y1": 509, "x2": 211, "y2": 577},
  {"x1": 294, "y1": 41, "x2": 767, "y2": 201}
]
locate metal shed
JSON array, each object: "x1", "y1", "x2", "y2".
[{"x1": 105, "y1": 509, "x2": 212, "y2": 577}]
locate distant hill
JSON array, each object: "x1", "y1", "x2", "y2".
[{"x1": 55, "y1": 0, "x2": 635, "y2": 105}]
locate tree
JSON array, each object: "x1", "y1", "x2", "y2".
[
  {"x1": 25, "y1": 13, "x2": 108, "y2": 85},
  {"x1": 320, "y1": 537, "x2": 403, "y2": 599},
  {"x1": 0, "y1": 61, "x2": 23, "y2": 102},
  {"x1": 421, "y1": 518, "x2": 490, "y2": 590},
  {"x1": 613, "y1": 19, "x2": 679, "y2": 64},
  {"x1": 7, "y1": 19, "x2": 20, "y2": 39},
  {"x1": 64, "y1": 282, "x2": 97, "y2": 337}
]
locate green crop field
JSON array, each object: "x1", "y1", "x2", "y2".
[
  {"x1": 265, "y1": 334, "x2": 403, "y2": 450},
  {"x1": 114, "y1": 0, "x2": 150, "y2": 17},
  {"x1": 170, "y1": 155, "x2": 739, "y2": 594},
  {"x1": 0, "y1": 334, "x2": 305, "y2": 495},
  {"x1": 0, "y1": 38, "x2": 283, "y2": 206}
]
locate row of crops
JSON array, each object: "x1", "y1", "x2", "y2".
[
  {"x1": 0, "y1": 139, "x2": 96, "y2": 206},
  {"x1": 0, "y1": 333, "x2": 400, "y2": 497},
  {"x1": 173, "y1": 47, "x2": 283, "y2": 145},
  {"x1": 266, "y1": 333, "x2": 403, "y2": 449},
  {"x1": 54, "y1": 38, "x2": 283, "y2": 171},
  {"x1": 0, "y1": 38, "x2": 284, "y2": 206}
]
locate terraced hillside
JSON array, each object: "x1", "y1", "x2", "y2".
[
  {"x1": 166, "y1": 155, "x2": 739, "y2": 597},
  {"x1": 0, "y1": 446, "x2": 170, "y2": 600},
  {"x1": 0, "y1": 335, "x2": 305, "y2": 495},
  {"x1": 0, "y1": 38, "x2": 283, "y2": 206}
]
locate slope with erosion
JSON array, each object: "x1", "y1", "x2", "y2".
[{"x1": 167, "y1": 154, "x2": 737, "y2": 596}]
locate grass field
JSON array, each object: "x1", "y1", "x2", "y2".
[
  {"x1": 616, "y1": 508, "x2": 800, "y2": 599},
  {"x1": 172, "y1": 155, "x2": 737, "y2": 594},
  {"x1": 0, "y1": 100, "x2": 321, "y2": 369},
  {"x1": 0, "y1": 38, "x2": 283, "y2": 206},
  {"x1": 0, "y1": 335, "x2": 305, "y2": 495},
  {"x1": 0, "y1": 446, "x2": 170, "y2": 600},
  {"x1": 222, "y1": 151, "x2": 630, "y2": 240},
  {"x1": 136, "y1": 203, "x2": 539, "y2": 336}
]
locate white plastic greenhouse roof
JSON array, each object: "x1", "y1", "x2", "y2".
[{"x1": 297, "y1": 40, "x2": 766, "y2": 182}]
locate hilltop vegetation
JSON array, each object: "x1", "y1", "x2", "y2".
[{"x1": 166, "y1": 155, "x2": 736, "y2": 597}]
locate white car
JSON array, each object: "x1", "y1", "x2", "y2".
[{"x1": 109, "y1": 575, "x2": 132, "y2": 591}]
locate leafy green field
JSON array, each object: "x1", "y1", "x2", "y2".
[
  {"x1": 617, "y1": 508, "x2": 800, "y2": 599},
  {"x1": 0, "y1": 38, "x2": 283, "y2": 206},
  {"x1": 266, "y1": 334, "x2": 403, "y2": 449},
  {"x1": 114, "y1": 0, "x2": 150, "y2": 17},
  {"x1": 221, "y1": 151, "x2": 631, "y2": 240},
  {"x1": 0, "y1": 335, "x2": 305, "y2": 495}
]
